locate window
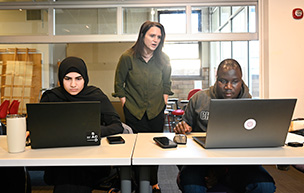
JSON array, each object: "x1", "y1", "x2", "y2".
[
  {"x1": 158, "y1": 10, "x2": 187, "y2": 34},
  {"x1": 192, "y1": 6, "x2": 256, "y2": 33},
  {"x1": 0, "y1": 1, "x2": 259, "y2": 100},
  {"x1": 123, "y1": 7, "x2": 186, "y2": 34},
  {"x1": 0, "y1": 0, "x2": 47, "y2": 1},
  {"x1": 163, "y1": 42, "x2": 200, "y2": 76},
  {"x1": 55, "y1": 8, "x2": 117, "y2": 35},
  {"x1": 159, "y1": 5, "x2": 258, "y2": 97},
  {"x1": 0, "y1": 9, "x2": 48, "y2": 35},
  {"x1": 209, "y1": 41, "x2": 259, "y2": 97}
]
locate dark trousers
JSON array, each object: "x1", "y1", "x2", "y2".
[
  {"x1": 124, "y1": 106, "x2": 165, "y2": 186},
  {"x1": 44, "y1": 166, "x2": 111, "y2": 193},
  {"x1": 123, "y1": 106, "x2": 165, "y2": 133},
  {"x1": 179, "y1": 165, "x2": 275, "y2": 192},
  {"x1": 0, "y1": 167, "x2": 30, "y2": 193}
]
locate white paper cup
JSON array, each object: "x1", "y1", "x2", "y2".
[{"x1": 6, "y1": 114, "x2": 26, "y2": 153}]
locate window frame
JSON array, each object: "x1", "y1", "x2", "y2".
[
  {"x1": 158, "y1": 9, "x2": 202, "y2": 33},
  {"x1": 164, "y1": 42, "x2": 203, "y2": 80},
  {"x1": 0, "y1": 0, "x2": 259, "y2": 96},
  {"x1": 0, "y1": 1, "x2": 258, "y2": 43}
]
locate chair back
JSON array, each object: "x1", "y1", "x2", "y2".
[
  {"x1": 187, "y1": 89, "x2": 202, "y2": 100},
  {"x1": 8, "y1": 100, "x2": 20, "y2": 115},
  {"x1": 122, "y1": 123, "x2": 133, "y2": 134},
  {"x1": 111, "y1": 101, "x2": 125, "y2": 123},
  {"x1": 0, "y1": 100, "x2": 10, "y2": 119},
  {"x1": 0, "y1": 121, "x2": 6, "y2": 135}
]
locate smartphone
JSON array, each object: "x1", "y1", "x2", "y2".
[
  {"x1": 153, "y1": 136, "x2": 177, "y2": 148},
  {"x1": 107, "y1": 136, "x2": 125, "y2": 144},
  {"x1": 287, "y1": 142, "x2": 303, "y2": 147}
]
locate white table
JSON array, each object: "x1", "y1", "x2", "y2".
[
  {"x1": 132, "y1": 132, "x2": 304, "y2": 193},
  {"x1": 0, "y1": 134, "x2": 137, "y2": 193}
]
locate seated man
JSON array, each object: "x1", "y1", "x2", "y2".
[{"x1": 174, "y1": 59, "x2": 276, "y2": 193}]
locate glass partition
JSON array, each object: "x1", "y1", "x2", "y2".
[
  {"x1": 192, "y1": 5, "x2": 256, "y2": 33},
  {"x1": 123, "y1": 7, "x2": 186, "y2": 34},
  {"x1": 209, "y1": 40, "x2": 259, "y2": 97},
  {"x1": 55, "y1": 8, "x2": 117, "y2": 35},
  {"x1": 0, "y1": 0, "x2": 47, "y2": 1},
  {"x1": 163, "y1": 42, "x2": 200, "y2": 76},
  {"x1": 0, "y1": 9, "x2": 48, "y2": 35},
  {"x1": 0, "y1": 1, "x2": 259, "y2": 100}
]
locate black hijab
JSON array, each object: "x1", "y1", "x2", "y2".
[
  {"x1": 58, "y1": 56, "x2": 89, "y2": 88},
  {"x1": 48, "y1": 56, "x2": 103, "y2": 102}
]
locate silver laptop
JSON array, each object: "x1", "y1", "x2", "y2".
[
  {"x1": 193, "y1": 99, "x2": 297, "y2": 149},
  {"x1": 27, "y1": 101, "x2": 101, "y2": 149}
]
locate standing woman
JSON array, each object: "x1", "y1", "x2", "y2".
[
  {"x1": 113, "y1": 21, "x2": 173, "y2": 193},
  {"x1": 41, "y1": 56, "x2": 124, "y2": 193}
]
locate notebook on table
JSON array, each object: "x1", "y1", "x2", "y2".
[
  {"x1": 26, "y1": 101, "x2": 101, "y2": 149},
  {"x1": 193, "y1": 98, "x2": 297, "y2": 149}
]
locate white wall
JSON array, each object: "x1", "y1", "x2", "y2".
[
  {"x1": 260, "y1": 0, "x2": 304, "y2": 118},
  {"x1": 67, "y1": 43, "x2": 133, "y2": 101}
]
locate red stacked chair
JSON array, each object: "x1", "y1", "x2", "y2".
[
  {"x1": 0, "y1": 100, "x2": 10, "y2": 119},
  {"x1": 166, "y1": 89, "x2": 202, "y2": 132},
  {"x1": 0, "y1": 100, "x2": 20, "y2": 119}
]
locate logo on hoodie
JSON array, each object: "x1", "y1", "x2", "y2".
[{"x1": 200, "y1": 111, "x2": 209, "y2": 121}]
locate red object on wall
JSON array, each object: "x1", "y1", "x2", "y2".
[{"x1": 293, "y1": 8, "x2": 303, "y2": 19}]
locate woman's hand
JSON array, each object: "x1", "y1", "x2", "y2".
[
  {"x1": 163, "y1": 94, "x2": 168, "y2": 105},
  {"x1": 119, "y1": 97, "x2": 126, "y2": 107}
]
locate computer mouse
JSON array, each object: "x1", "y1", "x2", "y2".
[{"x1": 173, "y1": 134, "x2": 187, "y2": 144}]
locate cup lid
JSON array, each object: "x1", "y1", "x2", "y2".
[{"x1": 6, "y1": 114, "x2": 26, "y2": 118}]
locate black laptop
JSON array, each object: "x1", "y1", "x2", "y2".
[
  {"x1": 26, "y1": 101, "x2": 101, "y2": 149},
  {"x1": 193, "y1": 98, "x2": 297, "y2": 149}
]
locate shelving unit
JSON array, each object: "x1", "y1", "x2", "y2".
[{"x1": 0, "y1": 48, "x2": 41, "y2": 114}]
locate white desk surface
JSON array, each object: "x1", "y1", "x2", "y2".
[
  {"x1": 0, "y1": 134, "x2": 137, "y2": 167},
  {"x1": 132, "y1": 133, "x2": 304, "y2": 165}
]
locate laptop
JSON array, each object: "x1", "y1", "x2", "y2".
[
  {"x1": 26, "y1": 101, "x2": 101, "y2": 149},
  {"x1": 193, "y1": 98, "x2": 297, "y2": 149}
]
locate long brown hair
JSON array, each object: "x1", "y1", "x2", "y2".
[{"x1": 131, "y1": 21, "x2": 167, "y2": 66}]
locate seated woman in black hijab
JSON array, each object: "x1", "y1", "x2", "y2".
[{"x1": 41, "y1": 56, "x2": 124, "y2": 193}]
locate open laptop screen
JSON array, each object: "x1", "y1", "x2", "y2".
[
  {"x1": 27, "y1": 101, "x2": 101, "y2": 149},
  {"x1": 193, "y1": 98, "x2": 297, "y2": 149}
]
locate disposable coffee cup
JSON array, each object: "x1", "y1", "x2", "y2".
[{"x1": 6, "y1": 114, "x2": 26, "y2": 153}]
